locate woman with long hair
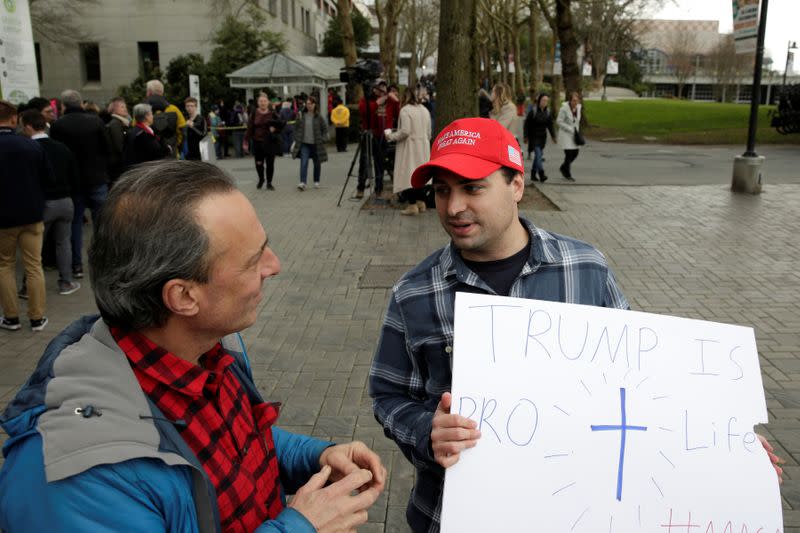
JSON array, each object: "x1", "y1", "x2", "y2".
[
  {"x1": 556, "y1": 91, "x2": 583, "y2": 181},
  {"x1": 489, "y1": 82, "x2": 517, "y2": 133},
  {"x1": 385, "y1": 87, "x2": 432, "y2": 216},
  {"x1": 523, "y1": 93, "x2": 557, "y2": 182},
  {"x1": 291, "y1": 95, "x2": 328, "y2": 190},
  {"x1": 244, "y1": 93, "x2": 284, "y2": 190}
]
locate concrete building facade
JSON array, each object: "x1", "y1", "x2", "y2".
[{"x1": 33, "y1": 0, "x2": 338, "y2": 104}]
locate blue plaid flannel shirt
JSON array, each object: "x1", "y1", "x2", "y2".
[{"x1": 369, "y1": 218, "x2": 629, "y2": 532}]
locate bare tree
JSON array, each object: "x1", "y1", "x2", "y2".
[
  {"x1": 574, "y1": 0, "x2": 653, "y2": 89},
  {"x1": 399, "y1": 0, "x2": 440, "y2": 88},
  {"x1": 335, "y1": 0, "x2": 362, "y2": 101},
  {"x1": 707, "y1": 33, "x2": 749, "y2": 102},
  {"x1": 537, "y1": 0, "x2": 580, "y2": 99},
  {"x1": 527, "y1": 0, "x2": 540, "y2": 96},
  {"x1": 437, "y1": 0, "x2": 478, "y2": 134},
  {"x1": 666, "y1": 30, "x2": 700, "y2": 98},
  {"x1": 30, "y1": 0, "x2": 98, "y2": 44},
  {"x1": 375, "y1": 0, "x2": 407, "y2": 84}
]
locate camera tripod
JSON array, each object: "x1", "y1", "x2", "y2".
[{"x1": 337, "y1": 130, "x2": 375, "y2": 207}]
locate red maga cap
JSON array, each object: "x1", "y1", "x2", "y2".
[{"x1": 410, "y1": 117, "x2": 524, "y2": 188}]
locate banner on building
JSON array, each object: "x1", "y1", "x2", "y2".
[
  {"x1": 0, "y1": 0, "x2": 39, "y2": 104},
  {"x1": 553, "y1": 42, "x2": 562, "y2": 76},
  {"x1": 732, "y1": 0, "x2": 760, "y2": 54},
  {"x1": 189, "y1": 74, "x2": 201, "y2": 114}
]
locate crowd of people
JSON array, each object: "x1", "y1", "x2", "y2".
[
  {"x1": 1, "y1": 74, "x2": 579, "y2": 334},
  {"x1": 481, "y1": 82, "x2": 585, "y2": 183}
]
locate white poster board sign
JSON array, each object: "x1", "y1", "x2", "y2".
[
  {"x1": 732, "y1": 0, "x2": 759, "y2": 54},
  {"x1": 442, "y1": 292, "x2": 782, "y2": 532},
  {"x1": 0, "y1": 0, "x2": 39, "y2": 104}
]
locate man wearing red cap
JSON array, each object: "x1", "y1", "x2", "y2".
[{"x1": 368, "y1": 117, "x2": 629, "y2": 532}]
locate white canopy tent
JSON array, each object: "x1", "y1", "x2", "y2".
[{"x1": 227, "y1": 53, "x2": 346, "y2": 121}]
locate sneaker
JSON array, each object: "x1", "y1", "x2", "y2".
[
  {"x1": 313, "y1": 182, "x2": 320, "y2": 189},
  {"x1": 297, "y1": 182, "x2": 306, "y2": 191},
  {"x1": 73, "y1": 266, "x2": 84, "y2": 279},
  {"x1": 267, "y1": 184, "x2": 275, "y2": 191},
  {"x1": 59, "y1": 281, "x2": 81, "y2": 295},
  {"x1": 0, "y1": 317, "x2": 21, "y2": 331},
  {"x1": 353, "y1": 190, "x2": 364, "y2": 199},
  {"x1": 539, "y1": 172, "x2": 549, "y2": 183},
  {"x1": 30, "y1": 317, "x2": 48, "y2": 332}
]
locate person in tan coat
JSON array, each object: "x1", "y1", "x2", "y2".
[
  {"x1": 385, "y1": 88, "x2": 432, "y2": 216},
  {"x1": 489, "y1": 83, "x2": 518, "y2": 135}
]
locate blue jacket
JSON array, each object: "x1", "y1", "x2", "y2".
[{"x1": 0, "y1": 316, "x2": 331, "y2": 532}]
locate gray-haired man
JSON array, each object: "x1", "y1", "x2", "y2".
[{"x1": 0, "y1": 161, "x2": 386, "y2": 532}]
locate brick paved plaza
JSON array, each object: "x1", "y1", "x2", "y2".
[{"x1": 1, "y1": 145, "x2": 799, "y2": 531}]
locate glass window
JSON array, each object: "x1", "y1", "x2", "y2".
[
  {"x1": 34, "y1": 42, "x2": 42, "y2": 82},
  {"x1": 137, "y1": 41, "x2": 160, "y2": 74},
  {"x1": 80, "y1": 43, "x2": 101, "y2": 83}
]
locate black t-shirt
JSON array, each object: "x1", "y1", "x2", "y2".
[{"x1": 461, "y1": 240, "x2": 531, "y2": 296}]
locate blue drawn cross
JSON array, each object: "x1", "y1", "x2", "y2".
[{"x1": 590, "y1": 387, "x2": 647, "y2": 501}]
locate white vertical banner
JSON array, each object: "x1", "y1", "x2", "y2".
[
  {"x1": 732, "y1": 0, "x2": 760, "y2": 54},
  {"x1": 607, "y1": 56, "x2": 619, "y2": 75},
  {"x1": 189, "y1": 74, "x2": 201, "y2": 114},
  {"x1": 553, "y1": 42, "x2": 562, "y2": 76},
  {"x1": 0, "y1": 0, "x2": 39, "y2": 104}
]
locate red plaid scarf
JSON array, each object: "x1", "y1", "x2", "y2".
[{"x1": 111, "y1": 328, "x2": 284, "y2": 532}]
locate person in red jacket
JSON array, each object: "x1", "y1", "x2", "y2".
[{"x1": 355, "y1": 80, "x2": 399, "y2": 199}]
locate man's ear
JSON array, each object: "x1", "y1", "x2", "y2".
[
  {"x1": 512, "y1": 172, "x2": 525, "y2": 203},
  {"x1": 162, "y1": 279, "x2": 200, "y2": 318}
]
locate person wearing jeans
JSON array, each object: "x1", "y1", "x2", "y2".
[
  {"x1": 19, "y1": 109, "x2": 81, "y2": 296},
  {"x1": 71, "y1": 183, "x2": 108, "y2": 278},
  {"x1": 523, "y1": 93, "x2": 556, "y2": 182},
  {"x1": 291, "y1": 96, "x2": 328, "y2": 190}
]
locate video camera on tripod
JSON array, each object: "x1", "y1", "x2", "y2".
[{"x1": 336, "y1": 59, "x2": 386, "y2": 206}]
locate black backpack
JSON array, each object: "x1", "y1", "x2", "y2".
[{"x1": 151, "y1": 110, "x2": 178, "y2": 151}]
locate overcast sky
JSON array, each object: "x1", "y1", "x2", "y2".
[{"x1": 648, "y1": 0, "x2": 797, "y2": 68}]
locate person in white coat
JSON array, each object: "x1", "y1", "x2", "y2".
[
  {"x1": 385, "y1": 88, "x2": 432, "y2": 216},
  {"x1": 556, "y1": 91, "x2": 583, "y2": 181}
]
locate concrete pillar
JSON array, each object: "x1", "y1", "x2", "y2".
[
  {"x1": 731, "y1": 155, "x2": 764, "y2": 194},
  {"x1": 245, "y1": 88, "x2": 254, "y2": 104}
]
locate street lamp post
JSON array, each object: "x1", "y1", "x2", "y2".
[
  {"x1": 782, "y1": 40, "x2": 798, "y2": 91},
  {"x1": 731, "y1": 0, "x2": 769, "y2": 194}
]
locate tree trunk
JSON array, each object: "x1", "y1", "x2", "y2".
[
  {"x1": 336, "y1": 0, "x2": 361, "y2": 101},
  {"x1": 409, "y1": 50, "x2": 419, "y2": 88},
  {"x1": 528, "y1": 0, "x2": 539, "y2": 97},
  {"x1": 513, "y1": 29, "x2": 524, "y2": 96},
  {"x1": 376, "y1": 0, "x2": 404, "y2": 84},
  {"x1": 551, "y1": 33, "x2": 561, "y2": 111},
  {"x1": 556, "y1": 0, "x2": 580, "y2": 98},
  {"x1": 437, "y1": 0, "x2": 478, "y2": 135}
]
